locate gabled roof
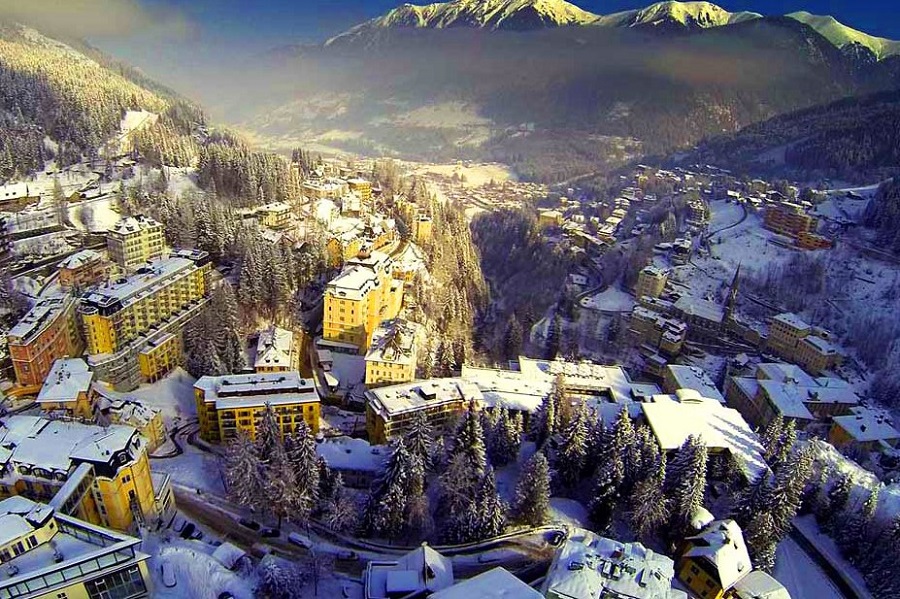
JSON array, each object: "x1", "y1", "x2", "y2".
[
  {"x1": 684, "y1": 520, "x2": 752, "y2": 590},
  {"x1": 431, "y1": 567, "x2": 542, "y2": 599}
]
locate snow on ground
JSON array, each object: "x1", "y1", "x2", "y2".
[
  {"x1": 147, "y1": 540, "x2": 255, "y2": 599},
  {"x1": 165, "y1": 167, "x2": 201, "y2": 197},
  {"x1": 68, "y1": 195, "x2": 121, "y2": 233},
  {"x1": 331, "y1": 353, "x2": 366, "y2": 390},
  {"x1": 103, "y1": 368, "x2": 198, "y2": 425},
  {"x1": 411, "y1": 162, "x2": 516, "y2": 189},
  {"x1": 1, "y1": 209, "x2": 57, "y2": 234},
  {"x1": 549, "y1": 498, "x2": 589, "y2": 528},
  {"x1": 320, "y1": 405, "x2": 366, "y2": 437},
  {"x1": 12, "y1": 230, "x2": 73, "y2": 258},
  {"x1": 154, "y1": 445, "x2": 226, "y2": 495},
  {"x1": 708, "y1": 199, "x2": 744, "y2": 232},
  {"x1": 793, "y1": 516, "x2": 872, "y2": 599},
  {"x1": 580, "y1": 285, "x2": 635, "y2": 313},
  {"x1": 774, "y1": 537, "x2": 846, "y2": 599}
]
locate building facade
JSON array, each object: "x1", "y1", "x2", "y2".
[
  {"x1": 364, "y1": 319, "x2": 420, "y2": 387},
  {"x1": 35, "y1": 358, "x2": 95, "y2": 419},
  {"x1": 7, "y1": 295, "x2": 83, "y2": 387},
  {"x1": 57, "y1": 249, "x2": 109, "y2": 291},
  {"x1": 635, "y1": 265, "x2": 668, "y2": 300},
  {"x1": 194, "y1": 372, "x2": 321, "y2": 443},
  {"x1": 323, "y1": 250, "x2": 403, "y2": 352},
  {"x1": 106, "y1": 215, "x2": 165, "y2": 270}
]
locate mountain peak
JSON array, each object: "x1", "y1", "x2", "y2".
[
  {"x1": 786, "y1": 11, "x2": 900, "y2": 60},
  {"x1": 596, "y1": 1, "x2": 761, "y2": 30},
  {"x1": 327, "y1": 0, "x2": 599, "y2": 44}
]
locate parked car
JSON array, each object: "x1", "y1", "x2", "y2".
[
  {"x1": 260, "y1": 528, "x2": 280, "y2": 539},
  {"x1": 238, "y1": 518, "x2": 260, "y2": 531},
  {"x1": 335, "y1": 550, "x2": 358, "y2": 561},
  {"x1": 179, "y1": 523, "x2": 196, "y2": 539},
  {"x1": 288, "y1": 532, "x2": 313, "y2": 549}
]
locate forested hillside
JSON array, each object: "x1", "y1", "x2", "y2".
[
  {"x1": 685, "y1": 90, "x2": 900, "y2": 182},
  {"x1": 863, "y1": 177, "x2": 900, "y2": 253}
]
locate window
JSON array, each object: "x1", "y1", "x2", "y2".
[{"x1": 84, "y1": 565, "x2": 146, "y2": 599}]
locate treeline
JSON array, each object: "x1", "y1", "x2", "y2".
[
  {"x1": 470, "y1": 208, "x2": 573, "y2": 361},
  {"x1": 863, "y1": 177, "x2": 900, "y2": 254},
  {"x1": 689, "y1": 90, "x2": 900, "y2": 183}
]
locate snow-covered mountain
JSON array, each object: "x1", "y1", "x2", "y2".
[
  {"x1": 327, "y1": 0, "x2": 599, "y2": 44},
  {"x1": 595, "y1": 1, "x2": 761, "y2": 30},
  {"x1": 786, "y1": 11, "x2": 900, "y2": 60}
]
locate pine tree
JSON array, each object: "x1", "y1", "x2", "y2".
[
  {"x1": 450, "y1": 404, "x2": 487, "y2": 476},
  {"x1": 556, "y1": 402, "x2": 589, "y2": 489},
  {"x1": 745, "y1": 511, "x2": 779, "y2": 572},
  {"x1": 530, "y1": 390, "x2": 559, "y2": 449},
  {"x1": 503, "y1": 315, "x2": 524, "y2": 359},
  {"x1": 405, "y1": 410, "x2": 434, "y2": 470},
  {"x1": 629, "y1": 453, "x2": 669, "y2": 542},
  {"x1": 513, "y1": 452, "x2": 551, "y2": 527},
  {"x1": 732, "y1": 472, "x2": 773, "y2": 530},
  {"x1": 611, "y1": 407, "x2": 637, "y2": 488},
  {"x1": 263, "y1": 434, "x2": 299, "y2": 529},
  {"x1": 363, "y1": 439, "x2": 424, "y2": 541},
  {"x1": 822, "y1": 472, "x2": 852, "y2": 534},
  {"x1": 838, "y1": 487, "x2": 878, "y2": 565},
  {"x1": 665, "y1": 435, "x2": 708, "y2": 538},
  {"x1": 471, "y1": 467, "x2": 506, "y2": 540},
  {"x1": 489, "y1": 408, "x2": 521, "y2": 467},
  {"x1": 589, "y1": 458, "x2": 620, "y2": 533},
  {"x1": 769, "y1": 445, "x2": 813, "y2": 539},
  {"x1": 770, "y1": 419, "x2": 797, "y2": 472},
  {"x1": 322, "y1": 474, "x2": 358, "y2": 534},
  {"x1": 760, "y1": 416, "x2": 784, "y2": 464},
  {"x1": 255, "y1": 403, "x2": 282, "y2": 459},
  {"x1": 223, "y1": 431, "x2": 264, "y2": 510},
  {"x1": 286, "y1": 421, "x2": 320, "y2": 521}
]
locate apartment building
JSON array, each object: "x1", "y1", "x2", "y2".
[
  {"x1": 106, "y1": 215, "x2": 164, "y2": 270},
  {"x1": 764, "y1": 202, "x2": 832, "y2": 250},
  {"x1": 194, "y1": 372, "x2": 321, "y2": 444},
  {"x1": 323, "y1": 249, "x2": 403, "y2": 352},
  {"x1": 635, "y1": 265, "x2": 668, "y2": 300},
  {"x1": 364, "y1": 319, "x2": 420, "y2": 387},
  {"x1": 678, "y1": 520, "x2": 752, "y2": 599},
  {"x1": 77, "y1": 250, "x2": 210, "y2": 390},
  {"x1": 766, "y1": 313, "x2": 841, "y2": 375},
  {"x1": 629, "y1": 305, "x2": 687, "y2": 358},
  {"x1": 257, "y1": 202, "x2": 293, "y2": 230},
  {"x1": 301, "y1": 178, "x2": 348, "y2": 200},
  {"x1": 365, "y1": 378, "x2": 482, "y2": 444},
  {"x1": 347, "y1": 177, "x2": 373, "y2": 203},
  {"x1": 412, "y1": 214, "x2": 433, "y2": 244},
  {"x1": 57, "y1": 249, "x2": 109, "y2": 291},
  {"x1": 0, "y1": 416, "x2": 171, "y2": 533},
  {"x1": 7, "y1": 295, "x2": 83, "y2": 387},
  {"x1": 0, "y1": 496, "x2": 152, "y2": 599}
]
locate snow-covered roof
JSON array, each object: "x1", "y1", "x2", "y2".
[
  {"x1": 665, "y1": 365, "x2": 725, "y2": 404},
  {"x1": 642, "y1": 394, "x2": 767, "y2": 480},
  {"x1": 755, "y1": 363, "x2": 817, "y2": 387},
  {"x1": 771, "y1": 312, "x2": 811, "y2": 331},
  {"x1": 517, "y1": 356, "x2": 635, "y2": 402},
  {"x1": 108, "y1": 214, "x2": 161, "y2": 237},
  {"x1": 254, "y1": 326, "x2": 294, "y2": 370},
  {"x1": 732, "y1": 570, "x2": 791, "y2": 599},
  {"x1": 542, "y1": 528, "x2": 685, "y2": 599},
  {"x1": 673, "y1": 296, "x2": 725, "y2": 324},
  {"x1": 37, "y1": 358, "x2": 93, "y2": 404},
  {"x1": 833, "y1": 407, "x2": 900, "y2": 443},
  {"x1": 431, "y1": 567, "x2": 542, "y2": 599},
  {"x1": 7, "y1": 295, "x2": 73, "y2": 342},
  {"x1": 684, "y1": 520, "x2": 752, "y2": 591},
  {"x1": 365, "y1": 319, "x2": 420, "y2": 366},
  {"x1": 57, "y1": 249, "x2": 102, "y2": 270},
  {"x1": 0, "y1": 182, "x2": 33, "y2": 201},
  {"x1": 801, "y1": 335, "x2": 838, "y2": 355},
  {"x1": 257, "y1": 202, "x2": 292, "y2": 213},
  {"x1": 366, "y1": 378, "x2": 483, "y2": 419},
  {"x1": 211, "y1": 542, "x2": 247, "y2": 570},
  {"x1": 195, "y1": 372, "x2": 319, "y2": 410},
  {"x1": 756, "y1": 380, "x2": 816, "y2": 421},
  {"x1": 0, "y1": 417, "x2": 138, "y2": 472},
  {"x1": 315, "y1": 437, "x2": 387, "y2": 473},
  {"x1": 79, "y1": 255, "x2": 201, "y2": 310},
  {"x1": 461, "y1": 365, "x2": 552, "y2": 413},
  {"x1": 366, "y1": 544, "x2": 454, "y2": 598}
]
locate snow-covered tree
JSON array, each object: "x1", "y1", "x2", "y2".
[
  {"x1": 450, "y1": 404, "x2": 487, "y2": 476},
  {"x1": 745, "y1": 511, "x2": 778, "y2": 572},
  {"x1": 470, "y1": 467, "x2": 506, "y2": 540},
  {"x1": 489, "y1": 408, "x2": 521, "y2": 467},
  {"x1": 821, "y1": 472, "x2": 852, "y2": 534},
  {"x1": 255, "y1": 403, "x2": 282, "y2": 458},
  {"x1": 223, "y1": 431, "x2": 264, "y2": 510},
  {"x1": 363, "y1": 439, "x2": 425, "y2": 541},
  {"x1": 512, "y1": 452, "x2": 551, "y2": 527},
  {"x1": 556, "y1": 402, "x2": 589, "y2": 489},
  {"x1": 405, "y1": 410, "x2": 434, "y2": 469},
  {"x1": 665, "y1": 435, "x2": 708, "y2": 538},
  {"x1": 322, "y1": 474, "x2": 359, "y2": 534},
  {"x1": 256, "y1": 554, "x2": 306, "y2": 599},
  {"x1": 629, "y1": 453, "x2": 669, "y2": 542},
  {"x1": 530, "y1": 386, "x2": 559, "y2": 449},
  {"x1": 760, "y1": 416, "x2": 784, "y2": 463},
  {"x1": 838, "y1": 487, "x2": 878, "y2": 565},
  {"x1": 263, "y1": 435, "x2": 299, "y2": 529},
  {"x1": 610, "y1": 407, "x2": 637, "y2": 488},
  {"x1": 285, "y1": 421, "x2": 320, "y2": 521}
]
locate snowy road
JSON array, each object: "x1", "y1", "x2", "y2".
[{"x1": 775, "y1": 537, "x2": 846, "y2": 599}]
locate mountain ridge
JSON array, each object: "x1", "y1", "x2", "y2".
[{"x1": 327, "y1": 0, "x2": 900, "y2": 60}]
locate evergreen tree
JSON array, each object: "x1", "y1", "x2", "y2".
[
  {"x1": 223, "y1": 431, "x2": 264, "y2": 510},
  {"x1": 513, "y1": 452, "x2": 551, "y2": 527},
  {"x1": 322, "y1": 474, "x2": 359, "y2": 534},
  {"x1": 530, "y1": 389, "x2": 559, "y2": 449},
  {"x1": 822, "y1": 472, "x2": 852, "y2": 535},
  {"x1": 611, "y1": 407, "x2": 637, "y2": 488},
  {"x1": 556, "y1": 402, "x2": 589, "y2": 489},
  {"x1": 732, "y1": 472, "x2": 773, "y2": 530},
  {"x1": 503, "y1": 315, "x2": 524, "y2": 359},
  {"x1": 489, "y1": 408, "x2": 521, "y2": 467},
  {"x1": 263, "y1": 434, "x2": 299, "y2": 529},
  {"x1": 629, "y1": 453, "x2": 669, "y2": 542},
  {"x1": 404, "y1": 411, "x2": 434, "y2": 470},
  {"x1": 473, "y1": 467, "x2": 507, "y2": 540},
  {"x1": 363, "y1": 440, "x2": 425, "y2": 541},
  {"x1": 770, "y1": 419, "x2": 797, "y2": 472},
  {"x1": 760, "y1": 416, "x2": 784, "y2": 463},
  {"x1": 665, "y1": 435, "x2": 708, "y2": 538},
  {"x1": 286, "y1": 421, "x2": 320, "y2": 521},
  {"x1": 745, "y1": 511, "x2": 779, "y2": 572},
  {"x1": 589, "y1": 458, "x2": 620, "y2": 533},
  {"x1": 450, "y1": 404, "x2": 487, "y2": 476},
  {"x1": 838, "y1": 487, "x2": 878, "y2": 565},
  {"x1": 255, "y1": 403, "x2": 282, "y2": 458}
]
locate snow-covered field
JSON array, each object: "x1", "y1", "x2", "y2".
[
  {"x1": 580, "y1": 285, "x2": 635, "y2": 313},
  {"x1": 411, "y1": 162, "x2": 516, "y2": 189},
  {"x1": 68, "y1": 195, "x2": 121, "y2": 232}
]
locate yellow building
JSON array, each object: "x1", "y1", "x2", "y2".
[
  {"x1": 257, "y1": 201, "x2": 293, "y2": 230},
  {"x1": 678, "y1": 520, "x2": 752, "y2": 599},
  {"x1": 635, "y1": 265, "x2": 668, "y2": 300},
  {"x1": 365, "y1": 378, "x2": 482, "y2": 444},
  {"x1": 106, "y1": 215, "x2": 165, "y2": 270},
  {"x1": 301, "y1": 178, "x2": 348, "y2": 200},
  {"x1": 35, "y1": 358, "x2": 95, "y2": 419},
  {"x1": 194, "y1": 372, "x2": 321, "y2": 444},
  {"x1": 99, "y1": 398, "x2": 168, "y2": 453},
  {"x1": 0, "y1": 496, "x2": 152, "y2": 599},
  {"x1": 828, "y1": 407, "x2": 900, "y2": 453},
  {"x1": 138, "y1": 331, "x2": 184, "y2": 383},
  {"x1": 765, "y1": 313, "x2": 841, "y2": 375},
  {"x1": 412, "y1": 214, "x2": 433, "y2": 244},
  {"x1": 347, "y1": 177, "x2": 373, "y2": 203},
  {"x1": 323, "y1": 250, "x2": 403, "y2": 353},
  {"x1": 766, "y1": 312, "x2": 811, "y2": 359},
  {"x1": 538, "y1": 210, "x2": 563, "y2": 228},
  {"x1": 326, "y1": 232, "x2": 362, "y2": 269},
  {"x1": 79, "y1": 250, "x2": 210, "y2": 356},
  {"x1": 0, "y1": 416, "x2": 169, "y2": 533},
  {"x1": 364, "y1": 319, "x2": 421, "y2": 387}
]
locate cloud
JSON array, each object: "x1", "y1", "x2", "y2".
[{"x1": 0, "y1": 0, "x2": 191, "y2": 39}]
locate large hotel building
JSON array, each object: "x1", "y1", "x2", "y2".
[
  {"x1": 79, "y1": 249, "x2": 211, "y2": 390},
  {"x1": 106, "y1": 215, "x2": 165, "y2": 270},
  {"x1": 6, "y1": 295, "x2": 83, "y2": 388},
  {"x1": 322, "y1": 250, "x2": 403, "y2": 353}
]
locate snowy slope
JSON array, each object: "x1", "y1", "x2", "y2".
[
  {"x1": 327, "y1": 0, "x2": 599, "y2": 43},
  {"x1": 596, "y1": 1, "x2": 760, "y2": 30},
  {"x1": 786, "y1": 11, "x2": 900, "y2": 60}
]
